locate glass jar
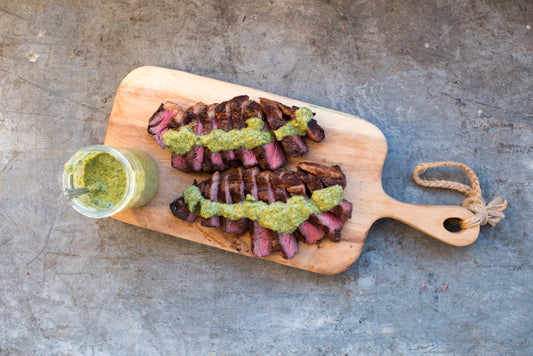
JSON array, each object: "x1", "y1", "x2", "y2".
[{"x1": 63, "y1": 145, "x2": 159, "y2": 218}]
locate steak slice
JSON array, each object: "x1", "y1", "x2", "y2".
[
  {"x1": 170, "y1": 196, "x2": 197, "y2": 222},
  {"x1": 226, "y1": 168, "x2": 249, "y2": 233},
  {"x1": 243, "y1": 100, "x2": 270, "y2": 170},
  {"x1": 278, "y1": 233, "x2": 298, "y2": 259},
  {"x1": 297, "y1": 170, "x2": 324, "y2": 193},
  {"x1": 171, "y1": 152, "x2": 189, "y2": 172},
  {"x1": 229, "y1": 95, "x2": 250, "y2": 165},
  {"x1": 262, "y1": 141, "x2": 286, "y2": 170},
  {"x1": 282, "y1": 171, "x2": 325, "y2": 244},
  {"x1": 251, "y1": 223, "x2": 274, "y2": 258},
  {"x1": 256, "y1": 171, "x2": 275, "y2": 204},
  {"x1": 215, "y1": 101, "x2": 238, "y2": 165},
  {"x1": 242, "y1": 100, "x2": 286, "y2": 170},
  {"x1": 284, "y1": 171, "x2": 307, "y2": 196},
  {"x1": 165, "y1": 101, "x2": 186, "y2": 129},
  {"x1": 243, "y1": 167, "x2": 259, "y2": 199},
  {"x1": 219, "y1": 171, "x2": 248, "y2": 234},
  {"x1": 245, "y1": 168, "x2": 274, "y2": 257},
  {"x1": 279, "y1": 136, "x2": 308, "y2": 158},
  {"x1": 297, "y1": 162, "x2": 346, "y2": 188},
  {"x1": 276, "y1": 101, "x2": 309, "y2": 157},
  {"x1": 185, "y1": 103, "x2": 207, "y2": 172},
  {"x1": 310, "y1": 212, "x2": 344, "y2": 242},
  {"x1": 207, "y1": 104, "x2": 228, "y2": 172},
  {"x1": 330, "y1": 199, "x2": 353, "y2": 222},
  {"x1": 260, "y1": 97, "x2": 308, "y2": 157},
  {"x1": 256, "y1": 170, "x2": 298, "y2": 259},
  {"x1": 296, "y1": 221, "x2": 325, "y2": 244},
  {"x1": 306, "y1": 119, "x2": 325, "y2": 142},
  {"x1": 239, "y1": 100, "x2": 259, "y2": 167},
  {"x1": 147, "y1": 104, "x2": 174, "y2": 148},
  {"x1": 198, "y1": 171, "x2": 221, "y2": 228}
]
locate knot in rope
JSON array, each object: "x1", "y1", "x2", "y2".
[{"x1": 413, "y1": 161, "x2": 507, "y2": 229}]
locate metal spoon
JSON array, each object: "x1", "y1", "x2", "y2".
[
  {"x1": 64, "y1": 182, "x2": 106, "y2": 200},
  {"x1": 64, "y1": 187, "x2": 91, "y2": 199}
]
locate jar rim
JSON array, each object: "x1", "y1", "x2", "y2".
[{"x1": 62, "y1": 145, "x2": 135, "y2": 218}]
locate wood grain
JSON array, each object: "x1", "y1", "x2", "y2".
[{"x1": 104, "y1": 66, "x2": 480, "y2": 274}]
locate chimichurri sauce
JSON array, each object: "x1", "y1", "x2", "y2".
[
  {"x1": 183, "y1": 184, "x2": 343, "y2": 234},
  {"x1": 163, "y1": 107, "x2": 314, "y2": 156},
  {"x1": 81, "y1": 153, "x2": 127, "y2": 209}
]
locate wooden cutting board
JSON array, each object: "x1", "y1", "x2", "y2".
[{"x1": 104, "y1": 66, "x2": 479, "y2": 274}]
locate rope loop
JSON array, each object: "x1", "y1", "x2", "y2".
[{"x1": 413, "y1": 161, "x2": 507, "y2": 229}]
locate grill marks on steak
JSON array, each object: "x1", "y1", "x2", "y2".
[
  {"x1": 198, "y1": 171, "x2": 221, "y2": 227},
  {"x1": 148, "y1": 95, "x2": 324, "y2": 173},
  {"x1": 185, "y1": 103, "x2": 207, "y2": 172},
  {"x1": 260, "y1": 98, "x2": 308, "y2": 158},
  {"x1": 170, "y1": 162, "x2": 352, "y2": 259}
]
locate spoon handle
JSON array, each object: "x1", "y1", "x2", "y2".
[{"x1": 65, "y1": 188, "x2": 90, "y2": 199}]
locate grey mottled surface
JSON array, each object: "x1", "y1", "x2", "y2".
[{"x1": 1, "y1": 0, "x2": 532, "y2": 354}]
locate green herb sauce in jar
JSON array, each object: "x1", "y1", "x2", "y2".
[
  {"x1": 80, "y1": 152, "x2": 127, "y2": 209},
  {"x1": 63, "y1": 145, "x2": 159, "y2": 218}
]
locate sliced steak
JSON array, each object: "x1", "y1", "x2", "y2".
[
  {"x1": 310, "y1": 212, "x2": 344, "y2": 242},
  {"x1": 278, "y1": 233, "x2": 298, "y2": 259},
  {"x1": 279, "y1": 136, "x2": 308, "y2": 157},
  {"x1": 296, "y1": 221, "x2": 325, "y2": 244},
  {"x1": 149, "y1": 95, "x2": 326, "y2": 174},
  {"x1": 297, "y1": 162, "x2": 346, "y2": 188},
  {"x1": 243, "y1": 167, "x2": 259, "y2": 199},
  {"x1": 170, "y1": 196, "x2": 197, "y2": 222},
  {"x1": 185, "y1": 103, "x2": 207, "y2": 172},
  {"x1": 330, "y1": 199, "x2": 353, "y2": 222},
  {"x1": 242, "y1": 99, "x2": 286, "y2": 170},
  {"x1": 207, "y1": 104, "x2": 228, "y2": 172},
  {"x1": 271, "y1": 170, "x2": 288, "y2": 203},
  {"x1": 259, "y1": 97, "x2": 286, "y2": 129},
  {"x1": 281, "y1": 170, "x2": 325, "y2": 244},
  {"x1": 226, "y1": 168, "x2": 249, "y2": 233},
  {"x1": 219, "y1": 171, "x2": 248, "y2": 234},
  {"x1": 261, "y1": 141, "x2": 286, "y2": 170},
  {"x1": 239, "y1": 99, "x2": 259, "y2": 167},
  {"x1": 243, "y1": 100, "x2": 270, "y2": 170},
  {"x1": 258, "y1": 170, "x2": 298, "y2": 259},
  {"x1": 297, "y1": 170, "x2": 324, "y2": 193},
  {"x1": 306, "y1": 119, "x2": 325, "y2": 142},
  {"x1": 260, "y1": 97, "x2": 308, "y2": 157},
  {"x1": 147, "y1": 105, "x2": 174, "y2": 148},
  {"x1": 215, "y1": 100, "x2": 238, "y2": 165},
  {"x1": 228, "y1": 96, "x2": 247, "y2": 165},
  {"x1": 245, "y1": 167, "x2": 274, "y2": 257},
  {"x1": 198, "y1": 171, "x2": 221, "y2": 228},
  {"x1": 284, "y1": 171, "x2": 308, "y2": 196},
  {"x1": 256, "y1": 171, "x2": 274, "y2": 204},
  {"x1": 170, "y1": 163, "x2": 351, "y2": 258},
  {"x1": 171, "y1": 152, "x2": 189, "y2": 172},
  {"x1": 251, "y1": 222, "x2": 274, "y2": 258}
]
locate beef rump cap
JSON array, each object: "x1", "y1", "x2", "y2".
[
  {"x1": 169, "y1": 162, "x2": 352, "y2": 259},
  {"x1": 148, "y1": 95, "x2": 325, "y2": 173}
]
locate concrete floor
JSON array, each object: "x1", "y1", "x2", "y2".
[{"x1": 1, "y1": 0, "x2": 532, "y2": 354}]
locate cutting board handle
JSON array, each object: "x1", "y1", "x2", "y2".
[{"x1": 380, "y1": 196, "x2": 480, "y2": 246}]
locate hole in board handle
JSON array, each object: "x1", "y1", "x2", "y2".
[{"x1": 444, "y1": 218, "x2": 463, "y2": 233}]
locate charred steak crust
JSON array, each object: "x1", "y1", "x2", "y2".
[
  {"x1": 170, "y1": 162, "x2": 352, "y2": 259},
  {"x1": 147, "y1": 96, "x2": 325, "y2": 173}
]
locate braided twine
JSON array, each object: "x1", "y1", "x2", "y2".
[{"x1": 413, "y1": 161, "x2": 508, "y2": 229}]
